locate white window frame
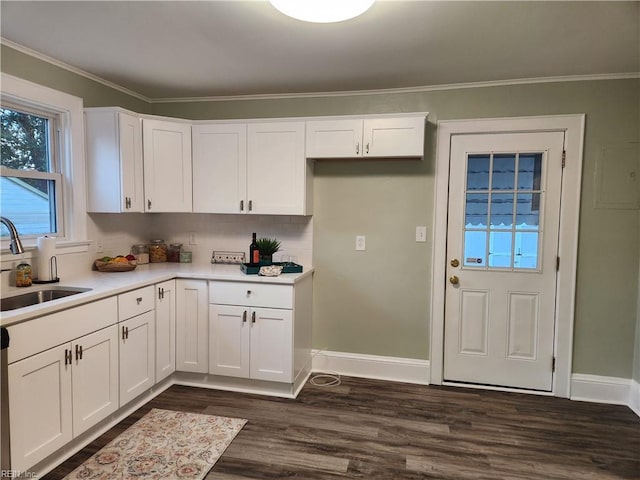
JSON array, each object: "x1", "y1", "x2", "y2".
[
  {"x1": 1, "y1": 73, "x2": 88, "y2": 254},
  {"x1": 1, "y1": 101, "x2": 64, "y2": 238}
]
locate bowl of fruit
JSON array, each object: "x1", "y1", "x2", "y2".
[{"x1": 94, "y1": 255, "x2": 137, "y2": 272}]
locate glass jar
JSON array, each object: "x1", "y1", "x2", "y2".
[
  {"x1": 167, "y1": 243, "x2": 182, "y2": 263},
  {"x1": 179, "y1": 250, "x2": 192, "y2": 263},
  {"x1": 148, "y1": 239, "x2": 168, "y2": 263},
  {"x1": 16, "y1": 262, "x2": 32, "y2": 287},
  {"x1": 132, "y1": 244, "x2": 149, "y2": 264}
]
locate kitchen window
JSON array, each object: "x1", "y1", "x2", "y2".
[
  {"x1": 1, "y1": 73, "x2": 88, "y2": 251},
  {"x1": 1, "y1": 104, "x2": 63, "y2": 238}
]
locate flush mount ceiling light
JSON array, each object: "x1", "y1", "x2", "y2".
[{"x1": 269, "y1": 0, "x2": 375, "y2": 23}]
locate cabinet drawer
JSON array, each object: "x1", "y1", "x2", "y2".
[
  {"x1": 118, "y1": 286, "x2": 155, "y2": 320},
  {"x1": 209, "y1": 281, "x2": 293, "y2": 309}
]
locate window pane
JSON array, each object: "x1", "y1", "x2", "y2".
[
  {"x1": 0, "y1": 177, "x2": 57, "y2": 236},
  {"x1": 465, "y1": 193, "x2": 488, "y2": 227},
  {"x1": 1, "y1": 108, "x2": 51, "y2": 172},
  {"x1": 489, "y1": 231, "x2": 512, "y2": 268},
  {"x1": 518, "y1": 153, "x2": 543, "y2": 191},
  {"x1": 466, "y1": 155, "x2": 490, "y2": 191},
  {"x1": 464, "y1": 230, "x2": 486, "y2": 267},
  {"x1": 490, "y1": 193, "x2": 514, "y2": 230},
  {"x1": 492, "y1": 154, "x2": 515, "y2": 190},
  {"x1": 516, "y1": 193, "x2": 540, "y2": 229},
  {"x1": 515, "y1": 232, "x2": 539, "y2": 269}
]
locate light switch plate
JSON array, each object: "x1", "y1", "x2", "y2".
[
  {"x1": 416, "y1": 226, "x2": 427, "y2": 242},
  {"x1": 355, "y1": 235, "x2": 366, "y2": 251}
]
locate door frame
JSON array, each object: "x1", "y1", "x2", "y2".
[{"x1": 430, "y1": 115, "x2": 585, "y2": 398}]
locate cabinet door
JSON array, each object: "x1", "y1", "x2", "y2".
[
  {"x1": 119, "y1": 310, "x2": 155, "y2": 405},
  {"x1": 176, "y1": 279, "x2": 209, "y2": 373},
  {"x1": 250, "y1": 307, "x2": 293, "y2": 383},
  {"x1": 85, "y1": 108, "x2": 143, "y2": 213},
  {"x1": 9, "y1": 344, "x2": 72, "y2": 472},
  {"x1": 142, "y1": 118, "x2": 192, "y2": 212},
  {"x1": 155, "y1": 280, "x2": 176, "y2": 382},
  {"x1": 363, "y1": 117, "x2": 425, "y2": 158},
  {"x1": 71, "y1": 326, "x2": 119, "y2": 437},
  {"x1": 247, "y1": 122, "x2": 308, "y2": 215},
  {"x1": 305, "y1": 119, "x2": 363, "y2": 158},
  {"x1": 192, "y1": 123, "x2": 247, "y2": 213},
  {"x1": 118, "y1": 112, "x2": 144, "y2": 212},
  {"x1": 209, "y1": 304, "x2": 250, "y2": 378}
]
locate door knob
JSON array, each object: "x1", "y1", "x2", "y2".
[
  {"x1": 449, "y1": 275, "x2": 459, "y2": 285},
  {"x1": 450, "y1": 258, "x2": 460, "y2": 267}
]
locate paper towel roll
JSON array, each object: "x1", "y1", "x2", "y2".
[{"x1": 36, "y1": 236, "x2": 57, "y2": 281}]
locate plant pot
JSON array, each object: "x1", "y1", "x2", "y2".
[{"x1": 259, "y1": 254, "x2": 273, "y2": 266}]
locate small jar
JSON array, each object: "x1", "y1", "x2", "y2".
[
  {"x1": 16, "y1": 263, "x2": 32, "y2": 287},
  {"x1": 148, "y1": 239, "x2": 168, "y2": 263},
  {"x1": 132, "y1": 244, "x2": 149, "y2": 264},
  {"x1": 179, "y1": 250, "x2": 192, "y2": 263},
  {"x1": 167, "y1": 243, "x2": 182, "y2": 263}
]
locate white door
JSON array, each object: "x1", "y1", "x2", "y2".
[
  {"x1": 119, "y1": 311, "x2": 155, "y2": 405},
  {"x1": 192, "y1": 123, "x2": 247, "y2": 213},
  {"x1": 247, "y1": 122, "x2": 307, "y2": 215},
  {"x1": 176, "y1": 279, "x2": 209, "y2": 373},
  {"x1": 118, "y1": 111, "x2": 144, "y2": 212},
  {"x1": 8, "y1": 344, "x2": 72, "y2": 472},
  {"x1": 444, "y1": 131, "x2": 565, "y2": 391},
  {"x1": 155, "y1": 280, "x2": 176, "y2": 382},
  {"x1": 72, "y1": 325, "x2": 119, "y2": 436},
  {"x1": 250, "y1": 307, "x2": 293, "y2": 383},
  {"x1": 142, "y1": 118, "x2": 192, "y2": 212},
  {"x1": 209, "y1": 304, "x2": 250, "y2": 378}
]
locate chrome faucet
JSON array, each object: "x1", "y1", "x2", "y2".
[{"x1": 0, "y1": 217, "x2": 25, "y2": 255}]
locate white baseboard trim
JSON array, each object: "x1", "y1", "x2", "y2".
[
  {"x1": 570, "y1": 374, "x2": 640, "y2": 417},
  {"x1": 630, "y1": 379, "x2": 640, "y2": 417},
  {"x1": 311, "y1": 350, "x2": 430, "y2": 385}
]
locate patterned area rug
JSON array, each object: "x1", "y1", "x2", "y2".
[{"x1": 63, "y1": 409, "x2": 247, "y2": 479}]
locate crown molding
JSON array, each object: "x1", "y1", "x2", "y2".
[
  {"x1": 3, "y1": 38, "x2": 639, "y2": 105},
  {"x1": 1, "y1": 38, "x2": 151, "y2": 103}
]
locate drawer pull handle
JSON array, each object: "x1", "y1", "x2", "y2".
[
  {"x1": 122, "y1": 326, "x2": 129, "y2": 340},
  {"x1": 136, "y1": 297, "x2": 142, "y2": 304},
  {"x1": 75, "y1": 344, "x2": 83, "y2": 361},
  {"x1": 65, "y1": 348, "x2": 72, "y2": 366}
]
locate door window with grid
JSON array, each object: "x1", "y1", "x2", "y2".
[{"x1": 463, "y1": 152, "x2": 544, "y2": 270}]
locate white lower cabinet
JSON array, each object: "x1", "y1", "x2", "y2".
[
  {"x1": 119, "y1": 310, "x2": 155, "y2": 405},
  {"x1": 8, "y1": 325, "x2": 119, "y2": 473},
  {"x1": 118, "y1": 286, "x2": 156, "y2": 406},
  {"x1": 209, "y1": 281, "x2": 296, "y2": 383},
  {"x1": 209, "y1": 305, "x2": 293, "y2": 382},
  {"x1": 155, "y1": 280, "x2": 176, "y2": 382},
  {"x1": 176, "y1": 279, "x2": 209, "y2": 373}
]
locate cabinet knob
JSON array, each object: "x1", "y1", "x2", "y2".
[
  {"x1": 136, "y1": 297, "x2": 142, "y2": 304},
  {"x1": 247, "y1": 290, "x2": 252, "y2": 296},
  {"x1": 242, "y1": 310, "x2": 247, "y2": 323}
]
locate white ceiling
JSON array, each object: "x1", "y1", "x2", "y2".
[{"x1": 1, "y1": 1, "x2": 638, "y2": 100}]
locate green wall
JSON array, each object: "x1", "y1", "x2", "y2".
[{"x1": 2, "y1": 44, "x2": 638, "y2": 378}]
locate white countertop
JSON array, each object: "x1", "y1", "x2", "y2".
[{"x1": 1, "y1": 263, "x2": 313, "y2": 327}]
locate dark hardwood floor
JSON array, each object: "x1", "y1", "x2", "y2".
[{"x1": 44, "y1": 376, "x2": 640, "y2": 479}]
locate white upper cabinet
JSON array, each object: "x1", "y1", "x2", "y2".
[
  {"x1": 85, "y1": 108, "x2": 144, "y2": 212},
  {"x1": 142, "y1": 118, "x2": 192, "y2": 212},
  {"x1": 306, "y1": 114, "x2": 426, "y2": 159},
  {"x1": 192, "y1": 123, "x2": 247, "y2": 213},
  {"x1": 247, "y1": 121, "x2": 310, "y2": 215},
  {"x1": 193, "y1": 120, "x2": 311, "y2": 215}
]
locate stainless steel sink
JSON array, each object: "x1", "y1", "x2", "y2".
[{"x1": 1, "y1": 287, "x2": 92, "y2": 312}]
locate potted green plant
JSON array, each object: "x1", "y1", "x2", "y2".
[{"x1": 256, "y1": 237, "x2": 281, "y2": 265}]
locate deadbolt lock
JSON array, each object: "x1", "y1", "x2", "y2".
[
  {"x1": 450, "y1": 258, "x2": 460, "y2": 267},
  {"x1": 449, "y1": 275, "x2": 459, "y2": 285}
]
